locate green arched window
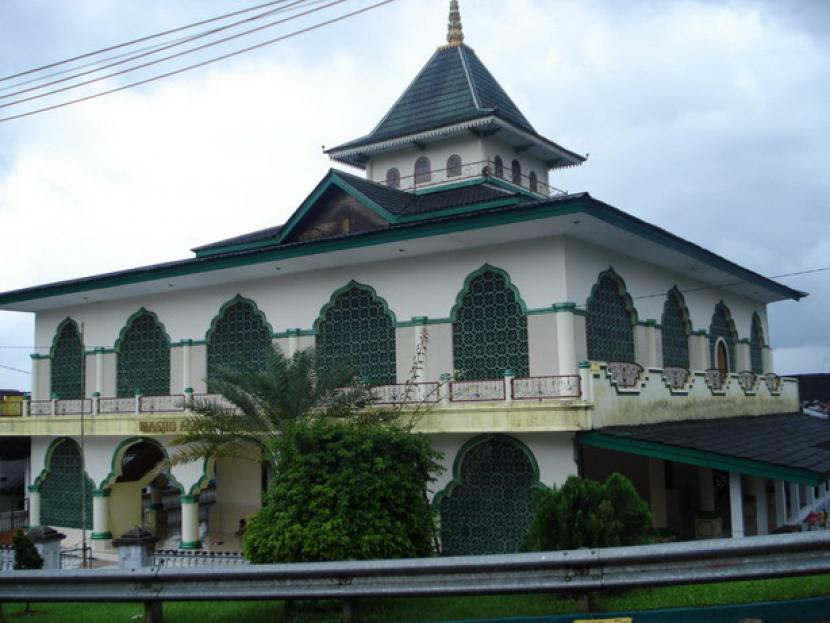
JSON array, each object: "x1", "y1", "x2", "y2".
[
  {"x1": 116, "y1": 310, "x2": 170, "y2": 397},
  {"x1": 750, "y1": 313, "x2": 765, "y2": 374},
  {"x1": 586, "y1": 271, "x2": 635, "y2": 362},
  {"x1": 51, "y1": 319, "x2": 84, "y2": 399},
  {"x1": 40, "y1": 440, "x2": 93, "y2": 529},
  {"x1": 452, "y1": 269, "x2": 528, "y2": 379},
  {"x1": 439, "y1": 436, "x2": 537, "y2": 556},
  {"x1": 709, "y1": 303, "x2": 736, "y2": 372},
  {"x1": 661, "y1": 288, "x2": 690, "y2": 368},
  {"x1": 316, "y1": 285, "x2": 396, "y2": 385},
  {"x1": 207, "y1": 298, "x2": 272, "y2": 380}
]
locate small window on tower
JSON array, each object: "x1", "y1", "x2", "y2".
[
  {"x1": 447, "y1": 154, "x2": 462, "y2": 177},
  {"x1": 494, "y1": 156, "x2": 504, "y2": 178},
  {"x1": 386, "y1": 168, "x2": 400, "y2": 189},
  {"x1": 529, "y1": 171, "x2": 538, "y2": 193},
  {"x1": 512, "y1": 159, "x2": 522, "y2": 186},
  {"x1": 415, "y1": 157, "x2": 432, "y2": 185}
]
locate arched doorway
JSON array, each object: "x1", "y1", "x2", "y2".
[
  {"x1": 438, "y1": 436, "x2": 538, "y2": 556},
  {"x1": 716, "y1": 340, "x2": 729, "y2": 377}
]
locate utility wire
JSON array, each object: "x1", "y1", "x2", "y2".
[
  {"x1": 0, "y1": 0, "x2": 343, "y2": 109},
  {"x1": 0, "y1": 363, "x2": 30, "y2": 375},
  {"x1": 0, "y1": 0, "x2": 397, "y2": 123},
  {"x1": 0, "y1": 0, "x2": 321, "y2": 101},
  {"x1": 0, "y1": 0, "x2": 305, "y2": 83}
]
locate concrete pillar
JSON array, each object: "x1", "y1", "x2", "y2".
[
  {"x1": 95, "y1": 349, "x2": 104, "y2": 396},
  {"x1": 789, "y1": 482, "x2": 801, "y2": 521},
  {"x1": 753, "y1": 477, "x2": 769, "y2": 535},
  {"x1": 29, "y1": 526, "x2": 66, "y2": 570},
  {"x1": 699, "y1": 467, "x2": 715, "y2": 513},
  {"x1": 729, "y1": 472, "x2": 745, "y2": 538},
  {"x1": 643, "y1": 320, "x2": 659, "y2": 368},
  {"x1": 91, "y1": 490, "x2": 112, "y2": 541},
  {"x1": 28, "y1": 487, "x2": 40, "y2": 527},
  {"x1": 31, "y1": 362, "x2": 40, "y2": 401},
  {"x1": 180, "y1": 495, "x2": 201, "y2": 550},
  {"x1": 555, "y1": 304, "x2": 577, "y2": 375},
  {"x1": 775, "y1": 480, "x2": 787, "y2": 529},
  {"x1": 648, "y1": 458, "x2": 667, "y2": 530},
  {"x1": 288, "y1": 329, "x2": 300, "y2": 357},
  {"x1": 762, "y1": 347, "x2": 774, "y2": 374},
  {"x1": 689, "y1": 333, "x2": 710, "y2": 371},
  {"x1": 182, "y1": 340, "x2": 192, "y2": 394},
  {"x1": 736, "y1": 342, "x2": 751, "y2": 372},
  {"x1": 578, "y1": 361, "x2": 593, "y2": 402}
]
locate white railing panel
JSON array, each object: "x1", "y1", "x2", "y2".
[
  {"x1": 511, "y1": 376, "x2": 581, "y2": 400},
  {"x1": 191, "y1": 394, "x2": 241, "y2": 415},
  {"x1": 55, "y1": 399, "x2": 93, "y2": 415},
  {"x1": 0, "y1": 547, "x2": 14, "y2": 571},
  {"x1": 152, "y1": 550, "x2": 248, "y2": 568},
  {"x1": 140, "y1": 395, "x2": 185, "y2": 413},
  {"x1": 29, "y1": 400, "x2": 52, "y2": 416},
  {"x1": 449, "y1": 379, "x2": 505, "y2": 402},
  {"x1": 372, "y1": 383, "x2": 440, "y2": 405},
  {"x1": 99, "y1": 397, "x2": 136, "y2": 414}
]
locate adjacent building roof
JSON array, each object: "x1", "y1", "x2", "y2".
[{"x1": 579, "y1": 413, "x2": 830, "y2": 485}]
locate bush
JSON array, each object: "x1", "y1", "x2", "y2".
[
  {"x1": 523, "y1": 473, "x2": 652, "y2": 551},
  {"x1": 12, "y1": 529, "x2": 43, "y2": 570},
  {"x1": 243, "y1": 416, "x2": 443, "y2": 563}
]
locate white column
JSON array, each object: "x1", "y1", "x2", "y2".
[
  {"x1": 729, "y1": 472, "x2": 745, "y2": 538},
  {"x1": 180, "y1": 495, "x2": 201, "y2": 550},
  {"x1": 736, "y1": 342, "x2": 751, "y2": 372},
  {"x1": 699, "y1": 467, "x2": 715, "y2": 513},
  {"x1": 648, "y1": 458, "x2": 667, "y2": 530},
  {"x1": 288, "y1": 330, "x2": 300, "y2": 357},
  {"x1": 91, "y1": 491, "x2": 112, "y2": 541},
  {"x1": 807, "y1": 485, "x2": 817, "y2": 510},
  {"x1": 182, "y1": 340, "x2": 192, "y2": 393},
  {"x1": 644, "y1": 321, "x2": 659, "y2": 368},
  {"x1": 753, "y1": 477, "x2": 769, "y2": 535},
  {"x1": 789, "y1": 482, "x2": 801, "y2": 521},
  {"x1": 31, "y1": 363, "x2": 40, "y2": 401},
  {"x1": 555, "y1": 305, "x2": 577, "y2": 375},
  {"x1": 579, "y1": 362, "x2": 593, "y2": 402},
  {"x1": 28, "y1": 488, "x2": 40, "y2": 527},
  {"x1": 95, "y1": 349, "x2": 104, "y2": 396},
  {"x1": 762, "y1": 347, "x2": 774, "y2": 374},
  {"x1": 774, "y1": 481, "x2": 787, "y2": 529}
]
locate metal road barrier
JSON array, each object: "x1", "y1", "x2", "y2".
[{"x1": 1, "y1": 531, "x2": 830, "y2": 622}]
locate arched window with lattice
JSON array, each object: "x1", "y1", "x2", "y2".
[
  {"x1": 493, "y1": 156, "x2": 504, "y2": 178},
  {"x1": 661, "y1": 288, "x2": 690, "y2": 369},
  {"x1": 709, "y1": 302, "x2": 737, "y2": 372},
  {"x1": 385, "y1": 167, "x2": 400, "y2": 189},
  {"x1": 50, "y1": 319, "x2": 84, "y2": 399},
  {"x1": 116, "y1": 309, "x2": 170, "y2": 397},
  {"x1": 438, "y1": 435, "x2": 538, "y2": 555},
  {"x1": 446, "y1": 155, "x2": 462, "y2": 177},
  {"x1": 528, "y1": 171, "x2": 538, "y2": 193},
  {"x1": 586, "y1": 270, "x2": 636, "y2": 362},
  {"x1": 414, "y1": 156, "x2": 431, "y2": 185},
  {"x1": 207, "y1": 297, "x2": 272, "y2": 382},
  {"x1": 39, "y1": 439, "x2": 93, "y2": 529},
  {"x1": 315, "y1": 284, "x2": 396, "y2": 385},
  {"x1": 452, "y1": 267, "x2": 529, "y2": 379},
  {"x1": 511, "y1": 159, "x2": 522, "y2": 185},
  {"x1": 750, "y1": 312, "x2": 765, "y2": 374}
]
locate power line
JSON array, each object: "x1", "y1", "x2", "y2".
[
  {"x1": 0, "y1": 0, "x2": 344, "y2": 110},
  {"x1": 0, "y1": 363, "x2": 30, "y2": 375},
  {"x1": 0, "y1": 0, "x2": 303, "y2": 83},
  {"x1": 0, "y1": 0, "x2": 320, "y2": 102},
  {"x1": 0, "y1": 0, "x2": 397, "y2": 124}
]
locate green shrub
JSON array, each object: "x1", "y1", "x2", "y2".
[
  {"x1": 523, "y1": 473, "x2": 652, "y2": 551},
  {"x1": 243, "y1": 416, "x2": 443, "y2": 563},
  {"x1": 12, "y1": 529, "x2": 43, "y2": 570}
]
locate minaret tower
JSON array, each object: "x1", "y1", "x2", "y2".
[{"x1": 325, "y1": 0, "x2": 584, "y2": 195}]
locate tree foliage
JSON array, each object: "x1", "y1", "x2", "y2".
[
  {"x1": 12, "y1": 530, "x2": 43, "y2": 570},
  {"x1": 523, "y1": 473, "x2": 652, "y2": 551},
  {"x1": 243, "y1": 415, "x2": 442, "y2": 563}
]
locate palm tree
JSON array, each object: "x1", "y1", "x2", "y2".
[{"x1": 171, "y1": 345, "x2": 372, "y2": 468}]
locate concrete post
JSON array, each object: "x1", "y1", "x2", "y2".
[
  {"x1": 27, "y1": 487, "x2": 40, "y2": 527},
  {"x1": 775, "y1": 480, "x2": 787, "y2": 529},
  {"x1": 699, "y1": 467, "x2": 715, "y2": 513},
  {"x1": 789, "y1": 482, "x2": 801, "y2": 522},
  {"x1": 182, "y1": 340, "x2": 192, "y2": 394},
  {"x1": 648, "y1": 458, "x2": 667, "y2": 530},
  {"x1": 753, "y1": 477, "x2": 769, "y2": 535},
  {"x1": 113, "y1": 527, "x2": 158, "y2": 570},
  {"x1": 644, "y1": 320, "x2": 659, "y2": 368},
  {"x1": 288, "y1": 329, "x2": 300, "y2": 357},
  {"x1": 729, "y1": 472, "x2": 745, "y2": 538},
  {"x1": 735, "y1": 342, "x2": 751, "y2": 373},
  {"x1": 503, "y1": 369, "x2": 514, "y2": 405},
  {"x1": 29, "y1": 526, "x2": 66, "y2": 570},
  {"x1": 578, "y1": 361, "x2": 593, "y2": 402},
  {"x1": 22, "y1": 398, "x2": 29, "y2": 418},
  {"x1": 95, "y1": 349, "x2": 104, "y2": 396},
  {"x1": 555, "y1": 304, "x2": 577, "y2": 375},
  {"x1": 439, "y1": 373, "x2": 451, "y2": 408},
  {"x1": 91, "y1": 490, "x2": 112, "y2": 541},
  {"x1": 762, "y1": 347, "x2": 774, "y2": 374},
  {"x1": 179, "y1": 495, "x2": 201, "y2": 550}
]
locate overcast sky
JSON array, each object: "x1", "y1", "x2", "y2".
[{"x1": 0, "y1": 0, "x2": 828, "y2": 390}]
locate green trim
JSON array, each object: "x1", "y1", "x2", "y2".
[
  {"x1": 432, "y1": 433, "x2": 541, "y2": 511},
  {"x1": 84, "y1": 348, "x2": 115, "y2": 355},
  {"x1": 639, "y1": 319, "x2": 658, "y2": 328},
  {"x1": 30, "y1": 353, "x2": 50, "y2": 360},
  {"x1": 187, "y1": 456, "x2": 214, "y2": 496},
  {"x1": 313, "y1": 280, "x2": 398, "y2": 331},
  {"x1": 180, "y1": 495, "x2": 200, "y2": 504},
  {"x1": 525, "y1": 305, "x2": 556, "y2": 316},
  {"x1": 737, "y1": 338, "x2": 751, "y2": 345},
  {"x1": 587, "y1": 267, "x2": 639, "y2": 325},
  {"x1": 577, "y1": 431, "x2": 824, "y2": 486},
  {"x1": 91, "y1": 392, "x2": 100, "y2": 398},
  {"x1": 91, "y1": 489, "x2": 110, "y2": 498},
  {"x1": 272, "y1": 328, "x2": 317, "y2": 338},
  {"x1": 27, "y1": 484, "x2": 39, "y2": 493},
  {"x1": 396, "y1": 316, "x2": 451, "y2": 328},
  {"x1": 91, "y1": 531, "x2": 113, "y2": 540},
  {"x1": 578, "y1": 361, "x2": 591, "y2": 369},
  {"x1": 170, "y1": 339, "x2": 206, "y2": 348},
  {"x1": 450, "y1": 264, "x2": 528, "y2": 319},
  {"x1": 692, "y1": 329, "x2": 708, "y2": 337},
  {"x1": 114, "y1": 308, "x2": 171, "y2": 352},
  {"x1": 50, "y1": 318, "x2": 83, "y2": 359},
  {"x1": 411, "y1": 177, "x2": 487, "y2": 195},
  {"x1": 553, "y1": 302, "x2": 577, "y2": 312},
  {"x1": 179, "y1": 539, "x2": 202, "y2": 550},
  {"x1": 204, "y1": 294, "x2": 274, "y2": 343}
]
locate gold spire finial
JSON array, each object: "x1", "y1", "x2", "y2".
[{"x1": 446, "y1": 0, "x2": 464, "y2": 47}]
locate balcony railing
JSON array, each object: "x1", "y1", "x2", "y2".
[
  {"x1": 512, "y1": 376, "x2": 581, "y2": 400},
  {"x1": 371, "y1": 382, "x2": 440, "y2": 405},
  {"x1": 378, "y1": 159, "x2": 567, "y2": 197},
  {"x1": 99, "y1": 397, "x2": 137, "y2": 415},
  {"x1": 449, "y1": 379, "x2": 507, "y2": 402}
]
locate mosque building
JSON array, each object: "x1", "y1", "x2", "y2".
[{"x1": 1, "y1": 1, "x2": 828, "y2": 556}]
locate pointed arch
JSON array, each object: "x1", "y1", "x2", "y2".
[
  {"x1": 414, "y1": 156, "x2": 431, "y2": 184},
  {"x1": 511, "y1": 159, "x2": 522, "y2": 185},
  {"x1": 115, "y1": 308, "x2": 171, "y2": 397},
  {"x1": 585, "y1": 268, "x2": 637, "y2": 363},
  {"x1": 50, "y1": 318, "x2": 84, "y2": 400},
  {"x1": 709, "y1": 302, "x2": 737, "y2": 372},
  {"x1": 447, "y1": 154, "x2": 462, "y2": 177},
  {"x1": 528, "y1": 171, "x2": 538, "y2": 193},
  {"x1": 315, "y1": 281, "x2": 397, "y2": 385},
  {"x1": 750, "y1": 312, "x2": 766, "y2": 374},
  {"x1": 493, "y1": 156, "x2": 504, "y2": 179},
  {"x1": 661, "y1": 287, "x2": 692, "y2": 369},
  {"x1": 435, "y1": 434, "x2": 540, "y2": 556},
  {"x1": 206, "y1": 295, "x2": 273, "y2": 381},
  {"x1": 37, "y1": 438, "x2": 94, "y2": 529},
  {"x1": 451, "y1": 265, "x2": 529, "y2": 379},
  {"x1": 99, "y1": 436, "x2": 182, "y2": 492}
]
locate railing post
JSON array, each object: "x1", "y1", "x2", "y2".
[
  {"x1": 439, "y1": 373, "x2": 451, "y2": 407},
  {"x1": 578, "y1": 361, "x2": 593, "y2": 402},
  {"x1": 502, "y1": 369, "x2": 514, "y2": 405},
  {"x1": 50, "y1": 394, "x2": 57, "y2": 416},
  {"x1": 91, "y1": 392, "x2": 100, "y2": 415},
  {"x1": 134, "y1": 391, "x2": 142, "y2": 416},
  {"x1": 22, "y1": 397, "x2": 29, "y2": 418},
  {"x1": 184, "y1": 387, "x2": 194, "y2": 412}
]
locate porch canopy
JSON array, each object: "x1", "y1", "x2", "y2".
[{"x1": 578, "y1": 413, "x2": 830, "y2": 486}]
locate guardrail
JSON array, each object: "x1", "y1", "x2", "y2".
[{"x1": 1, "y1": 531, "x2": 829, "y2": 622}]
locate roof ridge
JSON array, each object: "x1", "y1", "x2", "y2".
[{"x1": 457, "y1": 45, "x2": 481, "y2": 110}]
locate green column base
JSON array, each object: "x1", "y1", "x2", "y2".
[
  {"x1": 179, "y1": 540, "x2": 202, "y2": 550},
  {"x1": 91, "y1": 531, "x2": 113, "y2": 540}
]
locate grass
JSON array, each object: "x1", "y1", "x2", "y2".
[{"x1": 1, "y1": 574, "x2": 828, "y2": 622}]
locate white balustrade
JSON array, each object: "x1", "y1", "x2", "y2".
[
  {"x1": 511, "y1": 376, "x2": 581, "y2": 400},
  {"x1": 99, "y1": 397, "x2": 138, "y2": 415},
  {"x1": 449, "y1": 380, "x2": 506, "y2": 402},
  {"x1": 371, "y1": 383, "x2": 440, "y2": 405},
  {"x1": 139, "y1": 395, "x2": 186, "y2": 413},
  {"x1": 55, "y1": 399, "x2": 93, "y2": 415},
  {"x1": 29, "y1": 400, "x2": 53, "y2": 416}
]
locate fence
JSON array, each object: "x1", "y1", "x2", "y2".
[
  {"x1": 151, "y1": 550, "x2": 248, "y2": 568},
  {"x1": 1, "y1": 531, "x2": 830, "y2": 622},
  {"x1": 0, "y1": 511, "x2": 28, "y2": 534}
]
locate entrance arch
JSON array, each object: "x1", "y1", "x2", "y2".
[{"x1": 437, "y1": 435, "x2": 539, "y2": 556}]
